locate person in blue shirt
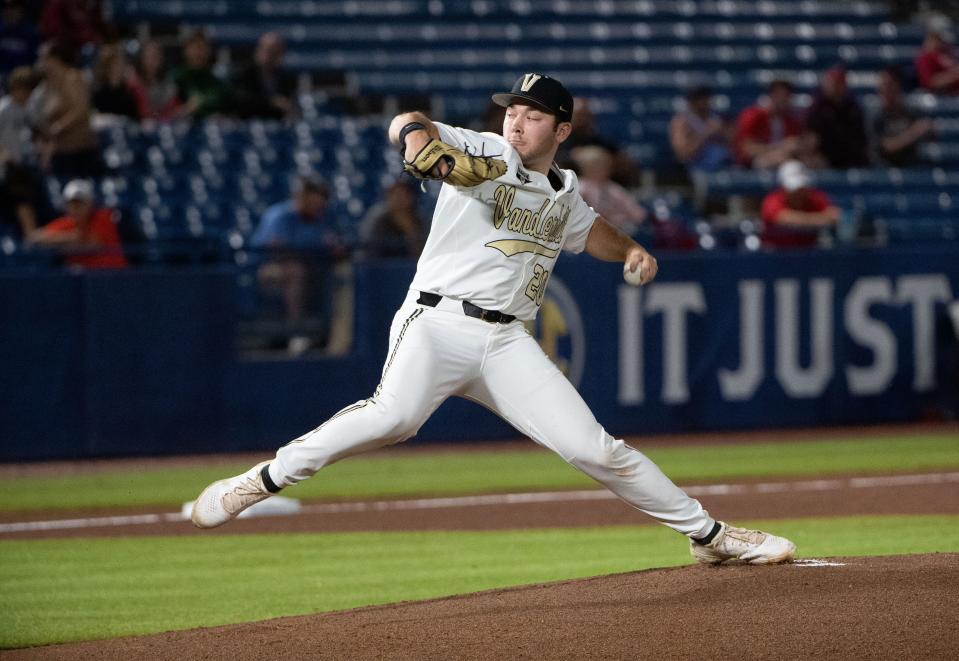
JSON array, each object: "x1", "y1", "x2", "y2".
[{"x1": 250, "y1": 174, "x2": 344, "y2": 354}]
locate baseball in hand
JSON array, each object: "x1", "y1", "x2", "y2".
[{"x1": 623, "y1": 261, "x2": 644, "y2": 286}]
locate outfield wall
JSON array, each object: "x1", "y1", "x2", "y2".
[{"x1": 1, "y1": 246, "x2": 957, "y2": 460}]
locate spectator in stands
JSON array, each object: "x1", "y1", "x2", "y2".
[
  {"x1": 760, "y1": 160, "x2": 840, "y2": 249},
  {"x1": 872, "y1": 66, "x2": 935, "y2": 167},
  {"x1": 30, "y1": 40, "x2": 102, "y2": 178},
  {"x1": 558, "y1": 97, "x2": 638, "y2": 187},
  {"x1": 668, "y1": 85, "x2": 732, "y2": 173},
  {"x1": 734, "y1": 80, "x2": 823, "y2": 169},
  {"x1": 0, "y1": 0, "x2": 40, "y2": 79},
  {"x1": 0, "y1": 65, "x2": 34, "y2": 165},
  {"x1": 27, "y1": 178, "x2": 127, "y2": 268},
  {"x1": 0, "y1": 65, "x2": 46, "y2": 239},
  {"x1": 915, "y1": 29, "x2": 959, "y2": 95},
  {"x1": 359, "y1": 180, "x2": 428, "y2": 259},
  {"x1": 805, "y1": 65, "x2": 870, "y2": 168},
  {"x1": 128, "y1": 40, "x2": 180, "y2": 121},
  {"x1": 0, "y1": 163, "x2": 49, "y2": 239},
  {"x1": 39, "y1": 0, "x2": 107, "y2": 52},
  {"x1": 232, "y1": 32, "x2": 298, "y2": 120},
  {"x1": 91, "y1": 42, "x2": 140, "y2": 121},
  {"x1": 172, "y1": 30, "x2": 230, "y2": 119},
  {"x1": 572, "y1": 145, "x2": 646, "y2": 236},
  {"x1": 250, "y1": 174, "x2": 344, "y2": 354}
]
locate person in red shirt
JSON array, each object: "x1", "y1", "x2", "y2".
[
  {"x1": 28, "y1": 179, "x2": 127, "y2": 268},
  {"x1": 915, "y1": 29, "x2": 959, "y2": 95},
  {"x1": 761, "y1": 160, "x2": 840, "y2": 249},
  {"x1": 734, "y1": 80, "x2": 824, "y2": 169}
]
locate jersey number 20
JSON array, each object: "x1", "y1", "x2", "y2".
[{"x1": 525, "y1": 264, "x2": 550, "y2": 307}]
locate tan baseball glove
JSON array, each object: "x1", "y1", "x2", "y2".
[{"x1": 404, "y1": 139, "x2": 508, "y2": 187}]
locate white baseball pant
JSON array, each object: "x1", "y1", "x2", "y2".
[{"x1": 269, "y1": 290, "x2": 715, "y2": 538}]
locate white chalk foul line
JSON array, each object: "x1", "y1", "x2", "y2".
[
  {"x1": 0, "y1": 512, "x2": 188, "y2": 533},
  {"x1": 1, "y1": 471, "x2": 957, "y2": 534}
]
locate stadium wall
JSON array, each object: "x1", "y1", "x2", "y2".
[{"x1": 1, "y1": 246, "x2": 957, "y2": 461}]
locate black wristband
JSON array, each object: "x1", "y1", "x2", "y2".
[{"x1": 399, "y1": 121, "x2": 428, "y2": 155}]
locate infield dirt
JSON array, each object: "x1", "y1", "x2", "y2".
[{"x1": 5, "y1": 553, "x2": 956, "y2": 660}]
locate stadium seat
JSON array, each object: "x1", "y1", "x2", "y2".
[{"x1": 13, "y1": 0, "x2": 949, "y2": 267}]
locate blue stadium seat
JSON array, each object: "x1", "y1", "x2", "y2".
[
  {"x1": 25, "y1": 0, "x2": 939, "y2": 267},
  {"x1": 921, "y1": 143, "x2": 959, "y2": 166},
  {"x1": 834, "y1": 192, "x2": 955, "y2": 217},
  {"x1": 881, "y1": 216, "x2": 959, "y2": 243}
]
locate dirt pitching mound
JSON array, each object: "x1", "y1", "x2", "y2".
[{"x1": 7, "y1": 553, "x2": 956, "y2": 660}]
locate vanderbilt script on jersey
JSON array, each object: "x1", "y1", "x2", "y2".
[
  {"x1": 410, "y1": 123, "x2": 598, "y2": 320},
  {"x1": 490, "y1": 184, "x2": 571, "y2": 255}
]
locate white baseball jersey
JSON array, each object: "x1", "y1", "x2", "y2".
[
  {"x1": 408, "y1": 122, "x2": 598, "y2": 321},
  {"x1": 266, "y1": 119, "x2": 715, "y2": 544}
]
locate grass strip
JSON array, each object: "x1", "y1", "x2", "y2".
[
  {"x1": 1, "y1": 514, "x2": 958, "y2": 648},
  {"x1": 0, "y1": 434, "x2": 956, "y2": 511}
]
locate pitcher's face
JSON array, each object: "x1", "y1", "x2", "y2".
[{"x1": 503, "y1": 104, "x2": 570, "y2": 169}]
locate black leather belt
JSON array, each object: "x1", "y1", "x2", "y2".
[{"x1": 417, "y1": 291, "x2": 516, "y2": 324}]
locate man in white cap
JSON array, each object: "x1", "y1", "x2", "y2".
[
  {"x1": 28, "y1": 178, "x2": 127, "y2": 268},
  {"x1": 760, "y1": 160, "x2": 840, "y2": 249}
]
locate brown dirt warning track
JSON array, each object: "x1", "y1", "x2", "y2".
[{"x1": 0, "y1": 470, "x2": 956, "y2": 539}]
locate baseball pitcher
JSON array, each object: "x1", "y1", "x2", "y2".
[{"x1": 193, "y1": 73, "x2": 796, "y2": 565}]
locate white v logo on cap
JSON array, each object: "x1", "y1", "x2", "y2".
[{"x1": 520, "y1": 73, "x2": 542, "y2": 92}]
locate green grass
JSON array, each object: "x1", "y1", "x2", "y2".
[
  {"x1": 1, "y1": 434, "x2": 957, "y2": 512},
  {"x1": 1, "y1": 515, "x2": 957, "y2": 649}
]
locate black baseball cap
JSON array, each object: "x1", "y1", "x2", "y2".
[{"x1": 492, "y1": 73, "x2": 574, "y2": 123}]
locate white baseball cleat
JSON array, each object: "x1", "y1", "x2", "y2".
[
  {"x1": 690, "y1": 522, "x2": 796, "y2": 565},
  {"x1": 191, "y1": 461, "x2": 274, "y2": 528}
]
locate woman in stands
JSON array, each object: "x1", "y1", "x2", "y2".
[
  {"x1": 91, "y1": 41, "x2": 140, "y2": 121},
  {"x1": 128, "y1": 40, "x2": 180, "y2": 122}
]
